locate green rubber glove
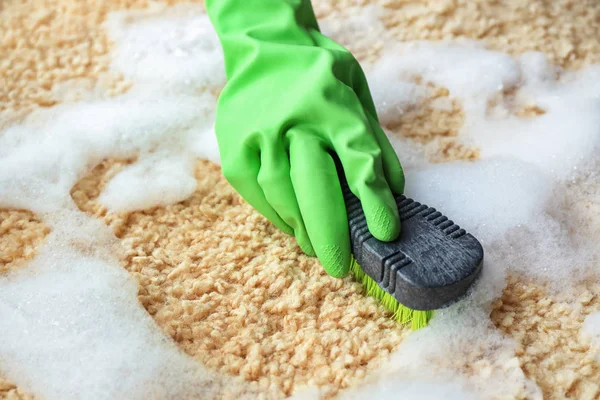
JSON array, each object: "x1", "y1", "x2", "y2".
[{"x1": 206, "y1": 0, "x2": 405, "y2": 278}]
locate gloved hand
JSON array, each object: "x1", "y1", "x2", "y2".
[{"x1": 206, "y1": 0, "x2": 405, "y2": 278}]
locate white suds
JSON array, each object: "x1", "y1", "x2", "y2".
[
  {"x1": 105, "y1": 2, "x2": 225, "y2": 93},
  {"x1": 371, "y1": 41, "x2": 600, "y2": 180},
  {"x1": 98, "y1": 152, "x2": 198, "y2": 212},
  {"x1": 0, "y1": 4, "x2": 223, "y2": 215},
  {"x1": 582, "y1": 312, "x2": 600, "y2": 360},
  {"x1": 0, "y1": 4, "x2": 250, "y2": 400},
  {"x1": 344, "y1": 379, "x2": 481, "y2": 400},
  {"x1": 318, "y1": 5, "x2": 389, "y2": 57},
  {"x1": 358, "y1": 38, "x2": 600, "y2": 287},
  {"x1": 0, "y1": 213, "x2": 255, "y2": 400},
  {"x1": 367, "y1": 73, "x2": 428, "y2": 127},
  {"x1": 0, "y1": 91, "x2": 217, "y2": 214},
  {"x1": 323, "y1": 7, "x2": 600, "y2": 400}
]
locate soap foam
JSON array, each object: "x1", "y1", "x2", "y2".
[
  {"x1": 0, "y1": 4, "x2": 223, "y2": 215},
  {"x1": 0, "y1": 4, "x2": 242, "y2": 400},
  {"x1": 405, "y1": 157, "x2": 598, "y2": 284},
  {"x1": 404, "y1": 157, "x2": 554, "y2": 243},
  {"x1": 318, "y1": 4, "x2": 389, "y2": 58},
  {"x1": 363, "y1": 35, "x2": 600, "y2": 286},
  {"x1": 0, "y1": 91, "x2": 218, "y2": 214},
  {"x1": 98, "y1": 151, "x2": 198, "y2": 213},
  {"x1": 105, "y1": 2, "x2": 226, "y2": 93},
  {"x1": 371, "y1": 41, "x2": 600, "y2": 180},
  {"x1": 582, "y1": 312, "x2": 600, "y2": 360},
  {"x1": 372, "y1": 41, "x2": 522, "y2": 115},
  {"x1": 338, "y1": 8, "x2": 599, "y2": 400},
  {"x1": 367, "y1": 72, "x2": 428, "y2": 127},
  {"x1": 343, "y1": 379, "x2": 480, "y2": 400},
  {"x1": 0, "y1": 213, "x2": 256, "y2": 400}
]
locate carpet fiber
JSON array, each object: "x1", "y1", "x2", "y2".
[{"x1": 1, "y1": 0, "x2": 599, "y2": 399}]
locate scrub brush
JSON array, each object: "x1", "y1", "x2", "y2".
[{"x1": 340, "y1": 176, "x2": 484, "y2": 330}]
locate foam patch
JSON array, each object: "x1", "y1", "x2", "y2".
[
  {"x1": 0, "y1": 213, "x2": 256, "y2": 400},
  {"x1": 582, "y1": 312, "x2": 600, "y2": 357},
  {"x1": 371, "y1": 41, "x2": 600, "y2": 180},
  {"x1": 0, "y1": 4, "x2": 243, "y2": 399},
  {"x1": 105, "y1": 2, "x2": 226, "y2": 92},
  {"x1": 98, "y1": 152, "x2": 197, "y2": 213},
  {"x1": 338, "y1": 8, "x2": 599, "y2": 400}
]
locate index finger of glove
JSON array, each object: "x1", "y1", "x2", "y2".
[
  {"x1": 327, "y1": 101, "x2": 401, "y2": 243},
  {"x1": 365, "y1": 112, "x2": 406, "y2": 195},
  {"x1": 347, "y1": 68, "x2": 406, "y2": 195}
]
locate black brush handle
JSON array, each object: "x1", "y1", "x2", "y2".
[{"x1": 337, "y1": 165, "x2": 484, "y2": 311}]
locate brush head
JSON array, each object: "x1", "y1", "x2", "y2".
[
  {"x1": 343, "y1": 185, "x2": 484, "y2": 313},
  {"x1": 350, "y1": 257, "x2": 434, "y2": 330}
]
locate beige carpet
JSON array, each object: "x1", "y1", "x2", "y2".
[{"x1": 1, "y1": 0, "x2": 599, "y2": 399}]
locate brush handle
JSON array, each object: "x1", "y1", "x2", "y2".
[{"x1": 337, "y1": 166, "x2": 484, "y2": 311}]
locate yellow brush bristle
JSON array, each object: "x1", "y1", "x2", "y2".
[{"x1": 350, "y1": 257, "x2": 434, "y2": 330}]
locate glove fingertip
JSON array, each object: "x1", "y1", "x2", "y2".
[
  {"x1": 367, "y1": 203, "x2": 401, "y2": 242},
  {"x1": 320, "y1": 245, "x2": 350, "y2": 278}
]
